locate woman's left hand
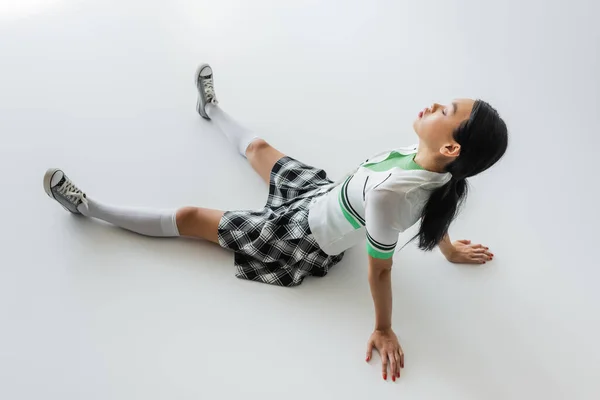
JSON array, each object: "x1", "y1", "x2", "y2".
[{"x1": 446, "y1": 239, "x2": 493, "y2": 264}]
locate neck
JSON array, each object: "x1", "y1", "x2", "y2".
[{"x1": 414, "y1": 146, "x2": 446, "y2": 173}]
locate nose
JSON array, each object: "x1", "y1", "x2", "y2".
[{"x1": 430, "y1": 103, "x2": 441, "y2": 112}]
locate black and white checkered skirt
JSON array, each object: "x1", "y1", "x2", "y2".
[{"x1": 217, "y1": 156, "x2": 345, "y2": 287}]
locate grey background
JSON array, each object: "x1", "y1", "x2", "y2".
[{"x1": 1, "y1": 0, "x2": 598, "y2": 398}]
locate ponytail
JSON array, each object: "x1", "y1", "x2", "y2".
[{"x1": 416, "y1": 176, "x2": 468, "y2": 251}]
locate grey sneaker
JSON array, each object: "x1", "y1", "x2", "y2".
[
  {"x1": 195, "y1": 63, "x2": 218, "y2": 119},
  {"x1": 43, "y1": 168, "x2": 88, "y2": 214}
]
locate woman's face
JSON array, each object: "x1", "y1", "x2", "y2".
[{"x1": 413, "y1": 98, "x2": 475, "y2": 156}]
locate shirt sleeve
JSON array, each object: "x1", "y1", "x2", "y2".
[{"x1": 364, "y1": 188, "x2": 414, "y2": 259}]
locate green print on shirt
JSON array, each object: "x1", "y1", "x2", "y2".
[
  {"x1": 338, "y1": 175, "x2": 364, "y2": 229},
  {"x1": 363, "y1": 151, "x2": 424, "y2": 172},
  {"x1": 338, "y1": 151, "x2": 423, "y2": 258}
]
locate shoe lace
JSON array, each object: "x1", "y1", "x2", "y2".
[
  {"x1": 202, "y1": 78, "x2": 216, "y2": 103},
  {"x1": 57, "y1": 179, "x2": 88, "y2": 206}
]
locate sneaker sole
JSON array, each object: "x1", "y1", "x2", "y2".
[
  {"x1": 43, "y1": 168, "x2": 76, "y2": 214},
  {"x1": 43, "y1": 168, "x2": 61, "y2": 199},
  {"x1": 194, "y1": 63, "x2": 211, "y2": 120}
]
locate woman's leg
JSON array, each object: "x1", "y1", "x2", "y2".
[
  {"x1": 207, "y1": 108, "x2": 285, "y2": 185},
  {"x1": 205, "y1": 103, "x2": 285, "y2": 185},
  {"x1": 43, "y1": 168, "x2": 223, "y2": 244},
  {"x1": 84, "y1": 201, "x2": 224, "y2": 244},
  {"x1": 196, "y1": 64, "x2": 287, "y2": 185},
  {"x1": 176, "y1": 207, "x2": 223, "y2": 244},
  {"x1": 244, "y1": 139, "x2": 287, "y2": 185}
]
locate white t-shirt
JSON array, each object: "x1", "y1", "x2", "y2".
[{"x1": 308, "y1": 145, "x2": 451, "y2": 258}]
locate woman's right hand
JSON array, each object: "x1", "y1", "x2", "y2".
[
  {"x1": 366, "y1": 328, "x2": 404, "y2": 381},
  {"x1": 447, "y1": 239, "x2": 493, "y2": 264}
]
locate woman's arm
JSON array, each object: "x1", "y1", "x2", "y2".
[
  {"x1": 438, "y1": 233, "x2": 456, "y2": 259},
  {"x1": 362, "y1": 188, "x2": 407, "y2": 380},
  {"x1": 368, "y1": 256, "x2": 393, "y2": 330},
  {"x1": 366, "y1": 255, "x2": 404, "y2": 381}
]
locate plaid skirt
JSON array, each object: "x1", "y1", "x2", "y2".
[{"x1": 217, "y1": 156, "x2": 345, "y2": 287}]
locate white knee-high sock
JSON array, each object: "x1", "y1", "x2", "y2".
[
  {"x1": 77, "y1": 198, "x2": 180, "y2": 237},
  {"x1": 206, "y1": 104, "x2": 259, "y2": 157}
]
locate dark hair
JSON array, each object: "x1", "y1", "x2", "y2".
[{"x1": 416, "y1": 99, "x2": 508, "y2": 251}]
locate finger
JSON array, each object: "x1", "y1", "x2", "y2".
[
  {"x1": 396, "y1": 350, "x2": 402, "y2": 378},
  {"x1": 457, "y1": 239, "x2": 471, "y2": 244},
  {"x1": 472, "y1": 248, "x2": 493, "y2": 258},
  {"x1": 381, "y1": 353, "x2": 389, "y2": 380},
  {"x1": 400, "y1": 350, "x2": 404, "y2": 369},
  {"x1": 470, "y1": 252, "x2": 486, "y2": 261},
  {"x1": 474, "y1": 249, "x2": 493, "y2": 259},
  {"x1": 470, "y1": 243, "x2": 484, "y2": 249},
  {"x1": 471, "y1": 254, "x2": 489, "y2": 264},
  {"x1": 366, "y1": 341, "x2": 374, "y2": 362},
  {"x1": 388, "y1": 351, "x2": 397, "y2": 382},
  {"x1": 472, "y1": 248, "x2": 489, "y2": 254}
]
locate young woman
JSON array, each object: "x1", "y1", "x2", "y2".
[{"x1": 44, "y1": 64, "x2": 508, "y2": 382}]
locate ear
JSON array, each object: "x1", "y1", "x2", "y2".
[{"x1": 440, "y1": 143, "x2": 461, "y2": 158}]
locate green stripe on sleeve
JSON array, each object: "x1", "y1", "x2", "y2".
[
  {"x1": 366, "y1": 231, "x2": 397, "y2": 259},
  {"x1": 367, "y1": 242, "x2": 395, "y2": 259},
  {"x1": 366, "y1": 231, "x2": 396, "y2": 251}
]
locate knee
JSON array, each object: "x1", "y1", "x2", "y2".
[
  {"x1": 176, "y1": 207, "x2": 199, "y2": 227},
  {"x1": 245, "y1": 139, "x2": 271, "y2": 158}
]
